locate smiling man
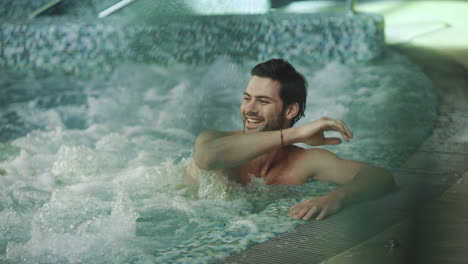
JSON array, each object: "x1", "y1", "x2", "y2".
[{"x1": 186, "y1": 59, "x2": 395, "y2": 221}]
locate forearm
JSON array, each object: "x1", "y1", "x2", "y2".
[
  {"x1": 332, "y1": 166, "x2": 395, "y2": 207},
  {"x1": 194, "y1": 127, "x2": 299, "y2": 170}
]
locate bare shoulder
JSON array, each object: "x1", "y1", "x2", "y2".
[
  {"x1": 292, "y1": 148, "x2": 336, "y2": 174},
  {"x1": 299, "y1": 148, "x2": 340, "y2": 161},
  {"x1": 296, "y1": 148, "x2": 368, "y2": 184}
]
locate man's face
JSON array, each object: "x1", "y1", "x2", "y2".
[{"x1": 240, "y1": 76, "x2": 285, "y2": 133}]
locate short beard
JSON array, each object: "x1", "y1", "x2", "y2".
[
  {"x1": 262, "y1": 114, "x2": 284, "y2": 131},
  {"x1": 252, "y1": 109, "x2": 286, "y2": 132}
]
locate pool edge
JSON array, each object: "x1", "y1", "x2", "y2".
[{"x1": 317, "y1": 39, "x2": 468, "y2": 264}]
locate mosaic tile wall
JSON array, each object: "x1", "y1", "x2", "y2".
[{"x1": 0, "y1": 5, "x2": 384, "y2": 76}]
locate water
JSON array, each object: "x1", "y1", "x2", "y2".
[{"x1": 0, "y1": 50, "x2": 436, "y2": 263}]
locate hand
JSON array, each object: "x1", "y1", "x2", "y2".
[
  {"x1": 288, "y1": 191, "x2": 345, "y2": 221},
  {"x1": 297, "y1": 117, "x2": 353, "y2": 146}
]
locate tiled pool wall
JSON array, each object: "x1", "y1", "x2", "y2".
[{"x1": 1, "y1": 3, "x2": 384, "y2": 76}]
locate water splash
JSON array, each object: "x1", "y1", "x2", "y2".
[{"x1": 0, "y1": 53, "x2": 436, "y2": 263}]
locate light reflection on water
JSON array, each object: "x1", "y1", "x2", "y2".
[{"x1": 0, "y1": 52, "x2": 435, "y2": 263}]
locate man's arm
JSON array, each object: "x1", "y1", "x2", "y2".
[
  {"x1": 193, "y1": 128, "x2": 297, "y2": 170},
  {"x1": 194, "y1": 117, "x2": 353, "y2": 170},
  {"x1": 289, "y1": 149, "x2": 395, "y2": 221}
]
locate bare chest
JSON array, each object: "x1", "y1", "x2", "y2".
[{"x1": 221, "y1": 161, "x2": 307, "y2": 185}]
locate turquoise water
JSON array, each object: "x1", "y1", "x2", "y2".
[{"x1": 0, "y1": 51, "x2": 436, "y2": 263}]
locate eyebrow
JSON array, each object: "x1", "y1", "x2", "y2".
[{"x1": 243, "y1": 92, "x2": 275, "y2": 101}]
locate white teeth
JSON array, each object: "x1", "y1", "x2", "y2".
[{"x1": 247, "y1": 118, "x2": 261, "y2": 123}]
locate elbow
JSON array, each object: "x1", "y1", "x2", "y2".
[
  {"x1": 193, "y1": 151, "x2": 209, "y2": 170},
  {"x1": 193, "y1": 151, "x2": 218, "y2": 171},
  {"x1": 381, "y1": 168, "x2": 396, "y2": 193},
  {"x1": 363, "y1": 165, "x2": 396, "y2": 194},
  {"x1": 193, "y1": 130, "x2": 217, "y2": 170}
]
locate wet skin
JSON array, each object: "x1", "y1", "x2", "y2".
[{"x1": 187, "y1": 76, "x2": 394, "y2": 221}]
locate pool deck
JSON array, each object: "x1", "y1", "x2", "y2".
[
  {"x1": 222, "y1": 1, "x2": 468, "y2": 263},
  {"x1": 322, "y1": 1, "x2": 468, "y2": 264},
  {"x1": 322, "y1": 1, "x2": 468, "y2": 263},
  {"x1": 320, "y1": 45, "x2": 468, "y2": 263}
]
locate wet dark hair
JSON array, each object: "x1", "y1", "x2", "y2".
[{"x1": 250, "y1": 58, "x2": 307, "y2": 126}]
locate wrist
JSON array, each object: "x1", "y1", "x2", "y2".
[
  {"x1": 282, "y1": 127, "x2": 302, "y2": 145},
  {"x1": 329, "y1": 188, "x2": 347, "y2": 203}
]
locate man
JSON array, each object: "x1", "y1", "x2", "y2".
[{"x1": 186, "y1": 59, "x2": 395, "y2": 221}]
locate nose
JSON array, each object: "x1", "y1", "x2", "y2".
[{"x1": 244, "y1": 99, "x2": 259, "y2": 115}]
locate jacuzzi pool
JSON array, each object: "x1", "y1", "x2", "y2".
[{"x1": 0, "y1": 5, "x2": 436, "y2": 264}]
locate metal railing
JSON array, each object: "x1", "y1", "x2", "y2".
[
  {"x1": 347, "y1": 0, "x2": 357, "y2": 13},
  {"x1": 28, "y1": 0, "x2": 358, "y2": 19}
]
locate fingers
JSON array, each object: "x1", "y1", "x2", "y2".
[
  {"x1": 323, "y1": 137, "x2": 341, "y2": 145},
  {"x1": 332, "y1": 120, "x2": 351, "y2": 142},
  {"x1": 337, "y1": 119, "x2": 353, "y2": 140},
  {"x1": 289, "y1": 204, "x2": 307, "y2": 219},
  {"x1": 320, "y1": 117, "x2": 353, "y2": 142},
  {"x1": 289, "y1": 205, "x2": 327, "y2": 221},
  {"x1": 316, "y1": 209, "x2": 328, "y2": 221},
  {"x1": 303, "y1": 206, "x2": 320, "y2": 220},
  {"x1": 295, "y1": 207, "x2": 309, "y2": 219},
  {"x1": 289, "y1": 207, "x2": 308, "y2": 219}
]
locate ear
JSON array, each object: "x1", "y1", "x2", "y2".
[{"x1": 284, "y1": 102, "x2": 299, "y2": 121}]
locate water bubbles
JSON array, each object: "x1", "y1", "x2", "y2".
[{"x1": 0, "y1": 51, "x2": 436, "y2": 263}]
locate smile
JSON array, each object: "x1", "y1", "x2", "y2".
[
  {"x1": 247, "y1": 118, "x2": 261, "y2": 123},
  {"x1": 245, "y1": 117, "x2": 264, "y2": 129}
]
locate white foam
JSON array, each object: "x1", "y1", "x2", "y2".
[{"x1": 0, "y1": 55, "x2": 436, "y2": 263}]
